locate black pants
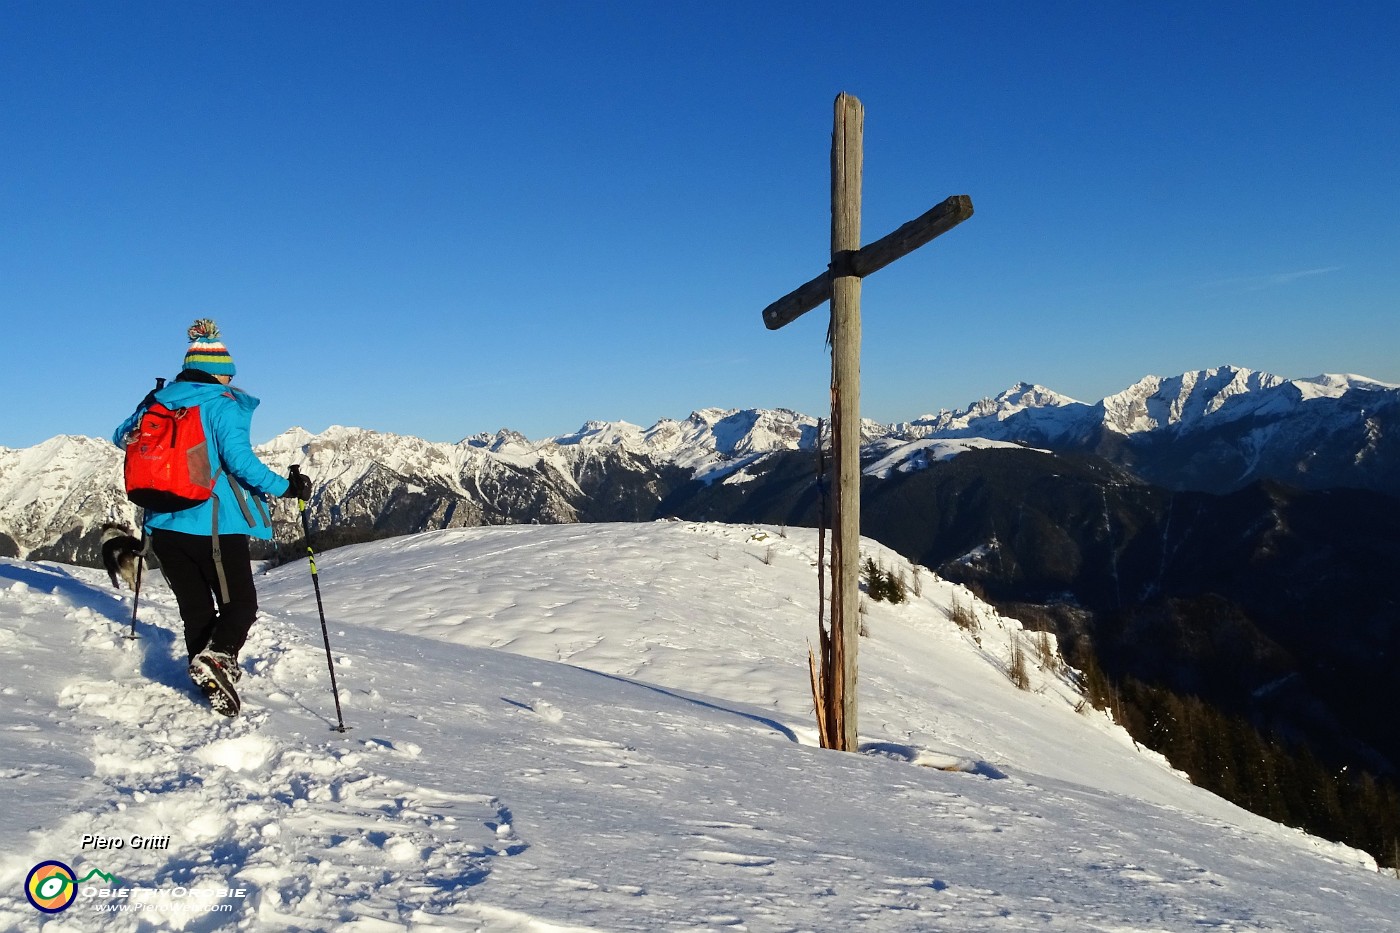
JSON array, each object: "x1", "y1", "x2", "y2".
[{"x1": 151, "y1": 529, "x2": 258, "y2": 661}]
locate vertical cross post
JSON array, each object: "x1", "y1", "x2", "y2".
[
  {"x1": 760, "y1": 93, "x2": 973, "y2": 752},
  {"x1": 828, "y1": 92, "x2": 863, "y2": 752}
]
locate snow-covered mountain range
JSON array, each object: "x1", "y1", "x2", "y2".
[
  {"x1": 899, "y1": 367, "x2": 1393, "y2": 439},
  {"x1": 898, "y1": 367, "x2": 1399, "y2": 495},
  {"x1": 2, "y1": 365, "x2": 1396, "y2": 563}
]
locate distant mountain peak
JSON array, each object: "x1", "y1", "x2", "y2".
[
  {"x1": 1295, "y1": 372, "x2": 1400, "y2": 398},
  {"x1": 1101, "y1": 365, "x2": 1280, "y2": 433},
  {"x1": 996, "y1": 381, "x2": 1080, "y2": 407}
]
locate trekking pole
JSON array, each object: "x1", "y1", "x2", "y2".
[
  {"x1": 289, "y1": 465, "x2": 347, "y2": 733},
  {"x1": 125, "y1": 526, "x2": 148, "y2": 641}
]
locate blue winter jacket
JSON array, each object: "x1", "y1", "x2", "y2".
[{"x1": 113, "y1": 379, "x2": 290, "y2": 540}]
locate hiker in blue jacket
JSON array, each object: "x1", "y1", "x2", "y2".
[{"x1": 113, "y1": 319, "x2": 312, "y2": 715}]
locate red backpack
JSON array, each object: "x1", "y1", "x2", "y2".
[{"x1": 123, "y1": 401, "x2": 218, "y2": 511}]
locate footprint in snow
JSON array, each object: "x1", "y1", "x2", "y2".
[{"x1": 44, "y1": 606, "x2": 530, "y2": 927}]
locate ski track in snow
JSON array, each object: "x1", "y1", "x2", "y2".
[{"x1": 1, "y1": 523, "x2": 1397, "y2": 932}]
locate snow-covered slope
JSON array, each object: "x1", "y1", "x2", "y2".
[
  {"x1": 861, "y1": 437, "x2": 1039, "y2": 479},
  {"x1": 2, "y1": 523, "x2": 1395, "y2": 931}
]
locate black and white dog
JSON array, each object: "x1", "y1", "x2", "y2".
[{"x1": 100, "y1": 523, "x2": 145, "y2": 591}]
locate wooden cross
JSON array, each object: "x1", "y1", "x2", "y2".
[{"x1": 762, "y1": 93, "x2": 973, "y2": 751}]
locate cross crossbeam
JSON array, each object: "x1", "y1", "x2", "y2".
[{"x1": 762, "y1": 194, "x2": 974, "y2": 331}]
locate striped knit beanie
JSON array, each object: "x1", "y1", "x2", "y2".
[{"x1": 182, "y1": 318, "x2": 236, "y2": 376}]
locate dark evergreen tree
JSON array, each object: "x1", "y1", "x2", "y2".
[{"x1": 1073, "y1": 638, "x2": 1400, "y2": 869}]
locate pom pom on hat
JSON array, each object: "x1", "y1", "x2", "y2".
[
  {"x1": 188, "y1": 318, "x2": 221, "y2": 342},
  {"x1": 182, "y1": 318, "x2": 236, "y2": 376}
]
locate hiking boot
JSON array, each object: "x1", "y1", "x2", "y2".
[
  {"x1": 196, "y1": 648, "x2": 242, "y2": 683},
  {"x1": 188, "y1": 650, "x2": 241, "y2": 717}
]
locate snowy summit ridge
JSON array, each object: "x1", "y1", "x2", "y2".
[
  {"x1": 1099, "y1": 366, "x2": 1290, "y2": 434},
  {"x1": 548, "y1": 407, "x2": 822, "y2": 469}
]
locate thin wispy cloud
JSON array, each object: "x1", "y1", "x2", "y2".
[
  {"x1": 1267, "y1": 266, "x2": 1343, "y2": 286},
  {"x1": 1200, "y1": 266, "x2": 1343, "y2": 293}
]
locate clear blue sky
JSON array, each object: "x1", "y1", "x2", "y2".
[{"x1": 2, "y1": 1, "x2": 1397, "y2": 447}]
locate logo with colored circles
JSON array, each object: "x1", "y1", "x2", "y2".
[{"x1": 25, "y1": 861, "x2": 78, "y2": 913}]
